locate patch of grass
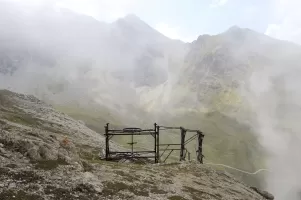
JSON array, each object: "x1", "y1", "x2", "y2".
[
  {"x1": 144, "y1": 179, "x2": 156, "y2": 185},
  {"x1": 3, "y1": 113, "x2": 42, "y2": 127},
  {"x1": 101, "y1": 181, "x2": 129, "y2": 196},
  {"x1": 114, "y1": 170, "x2": 141, "y2": 182},
  {"x1": 33, "y1": 158, "x2": 69, "y2": 170},
  {"x1": 168, "y1": 196, "x2": 189, "y2": 200},
  {"x1": 10, "y1": 170, "x2": 43, "y2": 183},
  {"x1": 55, "y1": 105, "x2": 124, "y2": 134},
  {"x1": 0, "y1": 168, "x2": 42, "y2": 184},
  {"x1": 45, "y1": 186, "x2": 75, "y2": 200},
  {"x1": 0, "y1": 90, "x2": 14, "y2": 107},
  {"x1": 0, "y1": 167, "x2": 10, "y2": 176},
  {"x1": 79, "y1": 150, "x2": 102, "y2": 164},
  {"x1": 161, "y1": 111, "x2": 265, "y2": 187},
  {"x1": 162, "y1": 179, "x2": 174, "y2": 184},
  {"x1": 82, "y1": 160, "x2": 94, "y2": 172},
  {"x1": 193, "y1": 180, "x2": 208, "y2": 187},
  {"x1": 150, "y1": 186, "x2": 168, "y2": 194},
  {"x1": 102, "y1": 181, "x2": 150, "y2": 197},
  {"x1": 183, "y1": 186, "x2": 222, "y2": 200},
  {"x1": 0, "y1": 119, "x2": 7, "y2": 126},
  {"x1": 0, "y1": 190, "x2": 43, "y2": 200},
  {"x1": 5, "y1": 163, "x2": 18, "y2": 169}
]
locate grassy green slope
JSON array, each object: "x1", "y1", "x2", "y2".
[
  {"x1": 55, "y1": 104, "x2": 125, "y2": 133},
  {"x1": 160, "y1": 111, "x2": 266, "y2": 187},
  {"x1": 56, "y1": 102, "x2": 265, "y2": 187}
]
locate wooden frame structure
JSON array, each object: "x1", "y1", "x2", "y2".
[{"x1": 104, "y1": 123, "x2": 204, "y2": 164}]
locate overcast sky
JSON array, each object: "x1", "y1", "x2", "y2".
[{"x1": 8, "y1": 0, "x2": 301, "y2": 44}]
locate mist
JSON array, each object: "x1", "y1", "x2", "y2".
[
  {"x1": 1, "y1": 0, "x2": 301, "y2": 199},
  {"x1": 248, "y1": 63, "x2": 301, "y2": 199}
]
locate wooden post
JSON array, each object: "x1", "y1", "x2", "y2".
[
  {"x1": 105, "y1": 123, "x2": 109, "y2": 160},
  {"x1": 154, "y1": 123, "x2": 158, "y2": 163},
  {"x1": 156, "y1": 124, "x2": 160, "y2": 163},
  {"x1": 197, "y1": 131, "x2": 204, "y2": 164},
  {"x1": 180, "y1": 127, "x2": 186, "y2": 161}
]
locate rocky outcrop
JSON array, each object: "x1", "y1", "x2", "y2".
[{"x1": 251, "y1": 187, "x2": 274, "y2": 200}]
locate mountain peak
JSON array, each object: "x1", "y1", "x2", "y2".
[
  {"x1": 227, "y1": 25, "x2": 242, "y2": 32},
  {"x1": 224, "y1": 25, "x2": 251, "y2": 36},
  {"x1": 220, "y1": 25, "x2": 259, "y2": 42},
  {"x1": 114, "y1": 14, "x2": 147, "y2": 28},
  {"x1": 123, "y1": 14, "x2": 141, "y2": 22}
]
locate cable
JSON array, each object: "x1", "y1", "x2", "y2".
[
  {"x1": 203, "y1": 159, "x2": 270, "y2": 175},
  {"x1": 129, "y1": 145, "x2": 270, "y2": 175}
]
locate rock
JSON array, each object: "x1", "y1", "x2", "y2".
[
  {"x1": 250, "y1": 187, "x2": 274, "y2": 200},
  {"x1": 75, "y1": 183, "x2": 99, "y2": 193},
  {"x1": 78, "y1": 172, "x2": 103, "y2": 193},
  {"x1": 26, "y1": 147, "x2": 41, "y2": 160},
  {"x1": 49, "y1": 135, "x2": 57, "y2": 140},
  {"x1": 0, "y1": 147, "x2": 6, "y2": 154},
  {"x1": 38, "y1": 145, "x2": 58, "y2": 160},
  {"x1": 81, "y1": 160, "x2": 94, "y2": 172},
  {"x1": 8, "y1": 182, "x2": 16, "y2": 189}
]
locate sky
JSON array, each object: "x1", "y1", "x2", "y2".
[{"x1": 9, "y1": 0, "x2": 301, "y2": 44}]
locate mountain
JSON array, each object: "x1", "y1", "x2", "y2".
[
  {"x1": 0, "y1": 89, "x2": 273, "y2": 200},
  {"x1": 1, "y1": 1, "x2": 301, "y2": 195},
  {"x1": 142, "y1": 26, "x2": 301, "y2": 116},
  {"x1": 0, "y1": 1, "x2": 187, "y2": 121}
]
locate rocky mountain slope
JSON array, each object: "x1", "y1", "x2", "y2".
[{"x1": 0, "y1": 90, "x2": 273, "y2": 200}]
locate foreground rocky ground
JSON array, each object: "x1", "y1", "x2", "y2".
[{"x1": 0, "y1": 90, "x2": 272, "y2": 200}]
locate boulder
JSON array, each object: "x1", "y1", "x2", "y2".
[{"x1": 250, "y1": 187, "x2": 274, "y2": 200}]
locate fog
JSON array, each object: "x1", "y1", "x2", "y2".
[
  {"x1": 1, "y1": 0, "x2": 301, "y2": 199},
  {"x1": 248, "y1": 66, "x2": 301, "y2": 199}
]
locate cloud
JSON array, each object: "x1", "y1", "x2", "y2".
[
  {"x1": 10, "y1": 0, "x2": 139, "y2": 21},
  {"x1": 210, "y1": 0, "x2": 229, "y2": 8},
  {"x1": 56, "y1": 0, "x2": 139, "y2": 21},
  {"x1": 155, "y1": 23, "x2": 181, "y2": 40},
  {"x1": 265, "y1": 0, "x2": 301, "y2": 45},
  {"x1": 155, "y1": 23, "x2": 195, "y2": 42}
]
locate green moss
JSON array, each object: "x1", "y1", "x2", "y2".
[
  {"x1": 102, "y1": 181, "x2": 150, "y2": 197},
  {"x1": 45, "y1": 186, "x2": 75, "y2": 200},
  {"x1": 3, "y1": 113, "x2": 42, "y2": 127},
  {"x1": 113, "y1": 170, "x2": 141, "y2": 182},
  {"x1": 0, "y1": 90, "x2": 14, "y2": 107},
  {"x1": 183, "y1": 186, "x2": 223, "y2": 200},
  {"x1": 33, "y1": 159, "x2": 69, "y2": 170},
  {"x1": 161, "y1": 111, "x2": 265, "y2": 187},
  {"x1": 0, "y1": 169, "x2": 43, "y2": 184},
  {"x1": 79, "y1": 149, "x2": 102, "y2": 164},
  {"x1": 14, "y1": 171, "x2": 40, "y2": 182},
  {"x1": 0, "y1": 167, "x2": 10, "y2": 176},
  {"x1": 82, "y1": 160, "x2": 94, "y2": 172},
  {"x1": 0, "y1": 190, "x2": 43, "y2": 200},
  {"x1": 5, "y1": 164, "x2": 18, "y2": 169},
  {"x1": 101, "y1": 181, "x2": 129, "y2": 196},
  {"x1": 150, "y1": 186, "x2": 168, "y2": 194},
  {"x1": 55, "y1": 105, "x2": 123, "y2": 134},
  {"x1": 168, "y1": 196, "x2": 188, "y2": 200}
]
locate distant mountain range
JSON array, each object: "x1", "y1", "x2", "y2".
[
  {"x1": 1, "y1": 1, "x2": 300, "y2": 120},
  {"x1": 1, "y1": 0, "x2": 301, "y2": 189}
]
